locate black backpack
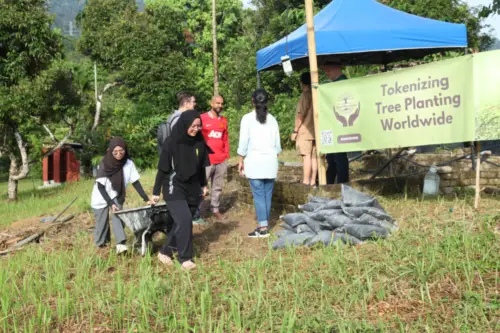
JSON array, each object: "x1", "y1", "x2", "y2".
[{"x1": 157, "y1": 113, "x2": 180, "y2": 153}]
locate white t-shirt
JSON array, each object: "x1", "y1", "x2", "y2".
[
  {"x1": 237, "y1": 111, "x2": 282, "y2": 179},
  {"x1": 90, "y1": 159, "x2": 140, "y2": 209}
]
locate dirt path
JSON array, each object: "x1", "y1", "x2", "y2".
[{"x1": 0, "y1": 182, "x2": 275, "y2": 258}]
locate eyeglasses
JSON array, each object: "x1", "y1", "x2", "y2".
[
  {"x1": 189, "y1": 124, "x2": 201, "y2": 130},
  {"x1": 112, "y1": 149, "x2": 125, "y2": 156}
]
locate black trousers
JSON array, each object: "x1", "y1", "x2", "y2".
[
  {"x1": 160, "y1": 199, "x2": 197, "y2": 263},
  {"x1": 326, "y1": 153, "x2": 349, "y2": 184}
]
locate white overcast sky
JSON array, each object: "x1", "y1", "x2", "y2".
[
  {"x1": 466, "y1": 0, "x2": 500, "y2": 38},
  {"x1": 242, "y1": 0, "x2": 499, "y2": 39}
]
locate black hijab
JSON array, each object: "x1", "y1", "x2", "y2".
[
  {"x1": 159, "y1": 110, "x2": 212, "y2": 181},
  {"x1": 96, "y1": 136, "x2": 128, "y2": 196}
]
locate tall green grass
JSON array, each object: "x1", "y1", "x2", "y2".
[
  {"x1": 0, "y1": 171, "x2": 158, "y2": 227},
  {"x1": 0, "y1": 171, "x2": 499, "y2": 332}
]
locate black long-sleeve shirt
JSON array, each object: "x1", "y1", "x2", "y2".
[
  {"x1": 97, "y1": 180, "x2": 149, "y2": 207},
  {"x1": 153, "y1": 145, "x2": 209, "y2": 206},
  {"x1": 153, "y1": 167, "x2": 207, "y2": 205}
]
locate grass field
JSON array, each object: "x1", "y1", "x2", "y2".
[{"x1": 0, "y1": 169, "x2": 499, "y2": 332}]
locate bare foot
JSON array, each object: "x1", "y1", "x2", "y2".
[
  {"x1": 181, "y1": 260, "x2": 197, "y2": 270},
  {"x1": 158, "y1": 253, "x2": 173, "y2": 265}
]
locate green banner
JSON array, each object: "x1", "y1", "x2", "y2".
[{"x1": 318, "y1": 50, "x2": 500, "y2": 153}]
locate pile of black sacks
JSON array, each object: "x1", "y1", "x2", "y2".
[{"x1": 272, "y1": 185, "x2": 398, "y2": 249}]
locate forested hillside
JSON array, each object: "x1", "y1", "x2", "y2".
[{"x1": 1, "y1": 0, "x2": 497, "y2": 199}]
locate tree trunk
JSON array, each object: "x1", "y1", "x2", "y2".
[
  {"x1": 92, "y1": 82, "x2": 120, "y2": 132},
  {"x1": 6, "y1": 131, "x2": 31, "y2": 201},
  {"x1": 8, "y1": 159, "x2": 19, "y2": 201},
  {"x1": 7, "y1": 178, "x2": 18, "y2": 201},
  {"x1": 212, "y1": 0, "x2": 219, "y2": 96}
]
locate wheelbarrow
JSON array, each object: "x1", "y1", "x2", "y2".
[{"x1": 114, "y1": 203, "x2": 173, "y2": 256}]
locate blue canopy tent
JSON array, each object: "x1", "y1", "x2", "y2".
[{"x1": 256, "y1": 0, "x2": 468, "y2": 72}]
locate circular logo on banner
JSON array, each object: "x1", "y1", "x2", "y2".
[{"x1": 333, "y1": 93, "x2": 361, "y2": 128}]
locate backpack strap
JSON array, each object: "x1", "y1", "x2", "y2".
[
  {"x1": 161, "y1": 121, "x2": 168, "y2": 143},
  {"x1": 157, "y1": 121, "x2": 168, "y2": 153},
  {"x1": 166, "y1": 113, "x2": 180, "y2": 137}
]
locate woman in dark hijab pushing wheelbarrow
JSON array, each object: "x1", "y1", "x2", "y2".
[
  {"x1": 90, "y1": 137, "x2": 151, "y2": 254},
  {"x1": 152, "y1": 110, "x2": 212, "y2": 270}
]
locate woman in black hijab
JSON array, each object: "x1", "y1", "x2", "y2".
[
  {"x1": 152, "y1": 110, "x2": 211, "y2": 270},
  {"x1": 90, "y1": 137, "x2": 151, "y2": 254}
]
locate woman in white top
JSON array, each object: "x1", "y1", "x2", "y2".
[
  {"x1": 90, "y1": 137, "x2": 151, "y2": 254},
  {"x1": 237, "y1": 89, "x2": 282, "y2": 238}
]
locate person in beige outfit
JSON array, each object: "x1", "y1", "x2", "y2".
[{"x1": 292, "y1": 72, "x2": 318, "y2": 186}]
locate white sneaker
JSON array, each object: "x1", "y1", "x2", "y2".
[{"x1": 116, "y1": 244, "x2": 128, "y2": 254}]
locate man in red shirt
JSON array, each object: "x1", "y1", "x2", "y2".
[{"x1": 199, "y1": 95, "x2": 229, "y2": 220}]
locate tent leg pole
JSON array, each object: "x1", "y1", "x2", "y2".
[
  {"x1": 257, "y1": 72, "x2": 261, "y2": 88},
  {"x1": 305, "y1": 0, "x2": 326, "y2": 186},
  {"x1": 474, "y1": 141, "x2": 481, "y2": 210}
]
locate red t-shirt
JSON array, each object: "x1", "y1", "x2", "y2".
[{"x1": 200, "y1": 112, "x2": 229, "y2": 165}]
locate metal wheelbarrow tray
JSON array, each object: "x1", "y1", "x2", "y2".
[{"x1": 114, "y1": 203, "x2": 172, "y2": 256}]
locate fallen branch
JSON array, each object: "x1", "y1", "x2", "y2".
[{"x1": 0, "y1": 197, "x2": 78, "y2": 256}]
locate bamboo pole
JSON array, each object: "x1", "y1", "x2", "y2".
[
  {"x1": 212, "y1": 0, "x2": 219, "y2": 95},
  {"x1": 474, "y1": 142, "x2": 481, "y2": 210},
  {"x1": 305, "y1": 0, "x2": 327, "y2": 185}
]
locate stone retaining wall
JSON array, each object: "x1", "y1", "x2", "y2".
[
  {"x1": 226, "y1": 164, "x2": 421, "y2": 213},
  {"x1": 225, "y1": 153, "x2": 500, "y2": 213},
  {"x1": 360, "y1": 153, "x2": 500, "y2": 195}
]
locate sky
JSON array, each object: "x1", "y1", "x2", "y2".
[
  {"x1": 242, "y1": 0, "x2": 500, "y2": 39},
  {"x1": 466, "y1": 0, "x2": 500, "y2": 39}
]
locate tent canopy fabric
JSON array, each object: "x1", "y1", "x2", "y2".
[{"x1": 256, "y1": 0, "x2": 468, "y2": 71}]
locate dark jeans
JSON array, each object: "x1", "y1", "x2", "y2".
[
  {"x1": 326, "y1": 153, "x2": 349, "y2": 184},
  {"x1": 160, "y1": 199, "x2": 198, "y2": 263}
]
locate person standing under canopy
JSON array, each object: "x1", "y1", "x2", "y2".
[
  {"x1": 292, "y1": 72, "x2": 318, "y2": 187},
  {"x1": 319, "y1": 61, "x2": 350, "y2": 184}
]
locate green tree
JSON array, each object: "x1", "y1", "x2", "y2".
[
  {"x1": 77, "y1": 0, "x2": 196, "y2": 168},
  {"x1": 0, "y1": 0, "x2": 83, "y2": 200},
  {"x1": 479, "y1": 0, "x2": 500, "y2": 16},
  {"x1": 74, "y1": 0, "x2": 496, "y2": 165},
  {"x1": 383, "y1": 0, "x2": 494, "y2": 51}
]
